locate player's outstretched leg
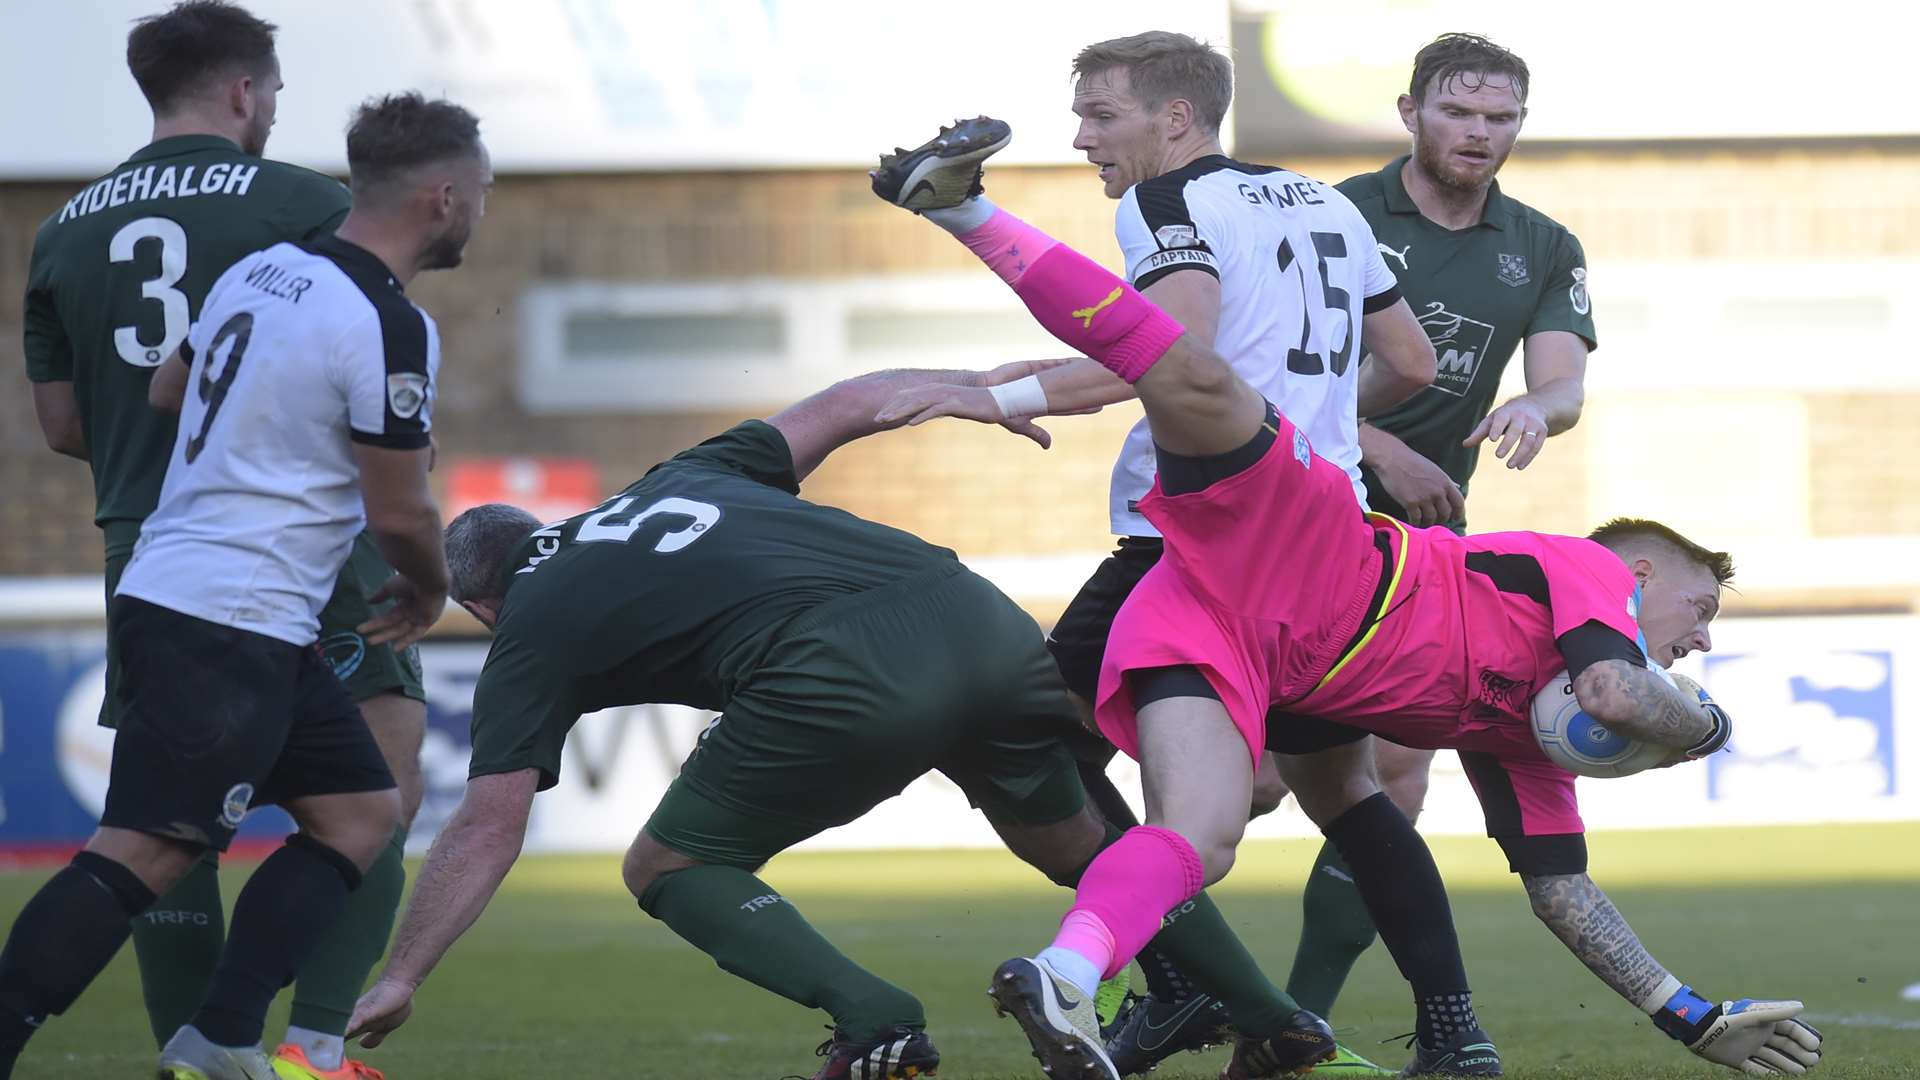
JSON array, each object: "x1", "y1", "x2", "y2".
[
  {"x1": 629, "y1": 801, "x2": 937, "y2": 1080},
  {"x1": 872, "y1": 118, "x2": 1267, "y2": 458}
]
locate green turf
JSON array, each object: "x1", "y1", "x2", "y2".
[{"x1": 8, "y1": 823, "x2": 1919, "y2": 1078}]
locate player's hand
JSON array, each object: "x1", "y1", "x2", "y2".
[
  {"x1": 1463, "y1": 397, "x2": 1552, "y2": 469},
  {"x1": 357, "y1": 574, "x2": 447, "y2": 650},
  {"x1": 980, "y1": 356, "x2": 1082, "y2": 385},
  {"x1": 1683, "y1": 999, "x2": 1822, "y2": 1074},
  {"x1": 874, "y1": 383, "x2": 1095, "y2": 450},
  {"x1": 1369, "y1": 439, "x2": 1464, "y2": 527},
  {"x1": 347, "y1": 977, "x2": 416, "y2": 1049}
]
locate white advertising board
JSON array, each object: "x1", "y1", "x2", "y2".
[{"x1": 6, "y1": 613, "x2": 1912, "y2": 854}]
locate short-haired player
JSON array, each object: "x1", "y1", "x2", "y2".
[
  {"x1": 0, "y1": 91, "x2": 487, "y2": 1080},
  {"x1": 871, "y1": 119, "x2": 1823, "y2": 1080},
  {"x1": 21, "y1": 6, "x2": 451, "y2": 1076},
  {"x1": 1254, "y1": 33, "x2": 1601, "y2": 1055},
  {"x1": 872, "y1": 36, "x2": 1501, "y2": 1076},
  {"x1": 342, "y1": 365, "x2": 1344, "y2": 1080}
]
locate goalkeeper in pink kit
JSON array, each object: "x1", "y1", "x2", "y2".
[{"x1": 871, "y1": 118, "x2": 1824, "y2": 1079}]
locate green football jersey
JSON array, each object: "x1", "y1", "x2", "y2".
[
  {"x1": 1338, "y1": 156, "x2": 1597, "y2": 526},
  {"x1": 23, "y1": 134, "x2": 350, "y2": 531},
  {"x1": 467, "y1": 420, "x2": 961, "y2": 789}
]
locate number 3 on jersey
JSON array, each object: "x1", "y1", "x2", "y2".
[
  {"x1": 1276, "y1": 231, "x2": 1355, "y2": 377},
  {"x1": 109, "y1": 216, "x2": 189, "y2": 368}
]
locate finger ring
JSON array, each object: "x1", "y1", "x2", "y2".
[{"x1": 1523, "y1": 430, "x2": 1540, "y2": 437}]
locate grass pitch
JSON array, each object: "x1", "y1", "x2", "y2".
[{"x1": 8, "y1": 822, "x2": 1920, "y2": 1078}]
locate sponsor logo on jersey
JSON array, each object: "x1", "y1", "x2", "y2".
[
  {"x1": 1378, "y1": 242, "x2": 1412, "y2": 271},
  {"x1": 1071, "y1": 286, "x2": 1123, "y2": 329},
  {"x1": 387, "y1": 372, "x2": 429, "y2": 419},
  {"x1": 221, "y1": 782, "x2": 254, "y2": 827},
  {"x1": 1496, "y1": 253, "x2": 1530, "y2": 287},
  {"x1": 1570, "y1": 266, "x2": 1591, "y2": 315},
  {"x1": 1416, "y1": 301, "x2": 1498, "y2": 398},
  {"x1": 1154, "y1": 223, "x2": 1200, "y2": 249}
]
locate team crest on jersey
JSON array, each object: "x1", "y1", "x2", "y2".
[
  {"x1": 1496, "y1": 253, "x2": 1530, "y2": 287},
  {"x1": 1154, "y1": 224, "x2": 1199, "y2": 249},
  {"x1": 221, "y1": 783, "x2": 254, "y2": 827},
  {"x1": 1292, "y1": 428, "x2": 1311, "y2": 469},
  {"x1": 1570, "y1": 266, "x2": 1591, "y2": 315},
  {"x1": 316, "y1": 632, "x2": 366, "y2": 679},
  {"x1": 1417, "y1": 302, "x2": 1498, "y2": 398},
  {"x1": 386, "y1": 372, "x2": 428, "y2": 419}
]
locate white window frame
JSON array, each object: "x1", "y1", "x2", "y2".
[
  {"x1": 518, "y1": 273, "x2": 1069, "y2": 413},
  {"x1": 1558, "y1": 260, "x2": 1920, "y2": 393}
]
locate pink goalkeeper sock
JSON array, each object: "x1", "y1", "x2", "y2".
[
  {"x1": 955, "y1": 207, "x2": 1186, "y2": 382},
  {"x1": 954, "y1": 208, "x2": 1058, "y2": 286},
  {"x1": 1049, "y1": 909, "x2": 1119, "y2": 979},
  {"x1": 1052, "y1": 826, "x2": 1207, "y2": 979},
  {"x1": 1012, "y1": 244, "x2": 1185, "y2": 383}
]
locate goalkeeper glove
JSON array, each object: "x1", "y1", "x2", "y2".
[{"x1": 1645, "y1": 980, "x2": 1822, "y2": 1074}]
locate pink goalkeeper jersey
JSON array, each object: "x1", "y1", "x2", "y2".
[
  {"x1": 1297, "y1": 526, "x2": 1647, "y2": 836},
  {"x1": 1095, "y1": 400, "x2": 1655, "y2": 840},
  {"x1": 1297, "y1": 526, "x2": 1646, "y2": 753}
]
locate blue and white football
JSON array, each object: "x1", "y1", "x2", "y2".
[{"x1": 1529, "y1": 670, "x2": 1674, "y2": 778}]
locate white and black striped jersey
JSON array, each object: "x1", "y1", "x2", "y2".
[
  {"x1": 1108, "y1": 155, "x2": 1401, "y2": 536},
  {"x1": 117, "y1": 235, "x2": 438, "y2": 645}
]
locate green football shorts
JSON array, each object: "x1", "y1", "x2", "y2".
[{"x1": 645, "y1": 564, "x2": 1087, "y2": 868}]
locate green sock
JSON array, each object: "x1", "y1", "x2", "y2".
[
  {"x1": 288, "y1": 827, "x2": 409, "y2": 1036},
  {"x1": 130, "y1": 848, "x2": 225, "y2": 1048},
  {"x1": 1147, "y1": 892, "x2": 1302, "y2": 1036},
  {"x1": 1284, "y1": 839, "x2": 1380, "y2": 1020},
  {"x1": 639, "y1": 865, "x2": 924, "y2": 1042}
]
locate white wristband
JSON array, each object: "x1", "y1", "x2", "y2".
[
  {"x1": 988, "y1": 375, "x2": 1050, "y2": 419},
  {"x1": 1638, "y1": 973, "x2": 1684, "y2": 1015}
]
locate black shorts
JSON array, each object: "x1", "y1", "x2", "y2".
[
  {"x1": 1047, "y1": 537, "x2": 1164, "y2": 701},
  {"x1": 102, "y1": 529, "x2": 422, "y2": 728},
  {"x1": 1263, "y1": 710, "x2": 1373, "y2": 755},
  {"x1": 101, "y1": 596, "x2": 396, "y2": 851}
]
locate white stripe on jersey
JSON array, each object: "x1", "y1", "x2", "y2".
[
  {"x1": 1107, "y1": 156, "x2": 1398, "y2": 537},
  {"x1": 117, "y1": 236, "x2": 439, "y2": 645}
]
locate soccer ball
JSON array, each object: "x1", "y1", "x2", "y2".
[{"x1": 1529, "y1": 670, "x2": 1674, "y2": 779}]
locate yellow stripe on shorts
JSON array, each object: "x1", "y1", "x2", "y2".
[{"x1": 1313, "y1": 512, "x2": 1411, "y2": 691}]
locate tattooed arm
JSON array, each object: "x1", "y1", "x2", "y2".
[
  {"x1": 1521, "y1": 871, "x2": 1672, "y2": 1005},
  {"x1": 1523, "y1": 870, "x2": 1827, "y2": 1074},
  {"x1": 1570, "y1": 659, "x2": 1716, "y2": 748}
]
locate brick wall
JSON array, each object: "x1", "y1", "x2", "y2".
[{"x1": 6, "y1": 146, "x2": 1919, "y2": 613}]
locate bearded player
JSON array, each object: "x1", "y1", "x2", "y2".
[
  {"x1": 870, "y1": 117, "x2": 1824, "y2": 1080},
  {"x1": 21, "y1": 6, "x2": 429, "y2": 1075},
  {"x1": 1235, "y1": 34, "x2": 1603, "y2": 1060}
]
